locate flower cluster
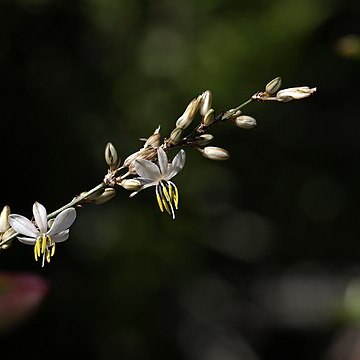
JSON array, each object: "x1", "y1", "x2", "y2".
[{"x1": 0, "y1": 76, "x2": 316, "y2": 266}]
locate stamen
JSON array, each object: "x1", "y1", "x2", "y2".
[
  {"x1": 161, "y1": 197, "x2": 172, "y2": 215},
  {"x1": 51, "y1": 243, "x2": 56, "y2": 257},
  {"x1": 160, "y1": 181, "x2": 171, "y2": 202},
  {"x1": 169, "y1": 181, "x2": 179, "y2": 209},
  {"x1": 156, "y1": 185, "x2": 164, "y2": 212}
]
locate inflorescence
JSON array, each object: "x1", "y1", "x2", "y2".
[{"x1": 0, "y1": 77, "x2": 316, "y2": 266}]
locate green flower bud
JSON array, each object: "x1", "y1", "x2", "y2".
[
  {"x1": 203, "y1": 109, "x2": 215, "y2": 127},
  {"x1": 169, "y1": 128, "x2": 183, "y2": 145},
  {"x1": 265, "y1": 77, "x2": 282, "y2": 95}
]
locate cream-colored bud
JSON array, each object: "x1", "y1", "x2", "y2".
[
  {"x1": 93, "y1": 188, "x2": 116, "y2": 205},
  {"x1": 276, "y1": 87, "x2": 317, "y2": 102},
  {"x1": 201, "y1": 146, "x2": 229, "y2": 161},
  {"x1": 192, "y1": 134, "x2": 214, "y2": 146},
  {"x1": 144, "y1": 126, "x2": 161, "y2": 148},
  {"x1": 105, "y1": 142, "x2": 120, "y2": 170},
  {"x1": 265, "y1": 77, "x2": 282, "y2": 95},
  {"x1": 176, "y1": 98, "x2": 200, "y2": 129},
  {"x1": 203, "y1": 108, "x2": 215, "y2": 127},
  {"x1": 199, "y1": 90, "x2": 212, "y2": 116},
  {"x1": 0, "y1": 205, "x2": 10, "y2": 233},
  {"x1": 1, "y1": 243, "x2": 11, "y2": 250},
  {"x1": 120, "y1": 179, "x2": 142, "y2": 191},
  {"x1": 235, "y1": 115, "x2": 257, "y2": 129},
  {"x1": 2, "y1": 227, "x2": 15, "y2": 240}
]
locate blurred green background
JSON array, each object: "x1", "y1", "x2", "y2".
[{"x1": 1, "y1": 0, "x2": 360, "y2": 359}]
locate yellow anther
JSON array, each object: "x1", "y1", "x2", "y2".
[
  {"x1": 35, "y1": 239, "x2": 41, "y2": 258},
  {"x1": 34, "y1": 244, "x2": 38, "y2": 261},
  {"x1": 173, "y1": 185, "x2": 179, "y2": 209},
  {"x1": 169, "y1": 184, "x2": 173, "y2": 200},
  {"x1": 46, "y1": 250, "x2": 51, "y2": 263},
  {"x1": 51, "y1": 243, "x2": 56, "y2": 257},
  {"x1": 162, "y1": 197, "x2": 171, "y2": 215},
  {"x1": 156, "y1": 193, "x2": 164, "y2": 212},
  {"x1": 161, "y1": 183, "x2": 170, "y2": 202}
]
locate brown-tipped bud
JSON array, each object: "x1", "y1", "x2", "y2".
[
  {"x1": 199, "y1": 90, "x2": 212, "y2": 116},
  {"x1": 176, "y1": 98, "x2": 200, "y2": 129},
  {"x1": 203, "y1": 108, "x2": 215, "y2": 127},
  {"x1": 201, "y1": 146, "x2": 229, "y2": 161},
  {"x1": 235, "y1": 115, "x2": 257, "y2": 129},
  {"x1": 265, "y1": 77, "x2": 282, "y2": 95},
  {"x1": 93, "y1": 188, "x2": 116, "y2": 205},
  {"x1": 276, "y1": 87, "x2": 317, "y2": 102},
  {"x1": 144, "y1": 126, "x2": 161, "y2": 149},
  {"x1": 0, "y1": 205, "x2": 10, "y2": 233},
  {"x1": 191, "y1": 134, "x2": 214, "y2": 146},
  {"x1": 120, "y1": 179, "x2": 142, "y2": 191},
  {"x1": 105, "y1": 142, "x2": 120, "y2": 171},
  {"x1": 169, "y1": 128, "x2": 183, "y2": 145}
]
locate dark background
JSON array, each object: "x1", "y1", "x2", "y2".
[{"x1": 1, "y1": 0, "x2": 360, "y2": 359}]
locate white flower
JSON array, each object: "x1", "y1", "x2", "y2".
[
  {"x1": 8, "y1": 202, "x2": 76, "y2": 267},
  {"x1": 130, "y1": 147, "x2": 186, "y2": 219},
  {"x1": 276, "y1": 86, "x2": 317, "y2": 102}
]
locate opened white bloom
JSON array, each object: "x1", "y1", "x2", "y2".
[
  {"x1": 8, "y1": 202, "x2": 76, "y2": 267},
  {"x1": 276, "y1": 86, "x2": 317, "y2": 102},
  {"x1": 130, "y1": 147, "x2": 186, "y2": 219}
]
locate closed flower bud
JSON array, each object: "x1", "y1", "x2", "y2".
[
  {"x1": 235, "y1": 115, "x2": 257, "y2": 129},
  {"x1": 265, "y1": 77, "x2": 282, "y2": 95},
  {"x1": 201, "y1": 146, "x2": 229, "y2": 161},
  {"x1": 120, "y1": 179, "x2": 142, "y2": 191},
  {"x1": 105, "y1": 142, "x2": 120, "y2": 171},
  {"x1": 276, "y1": 87, "x2": 317, "y2": 102},
  {"x1": 176, "y1": 98, "x2": 200, "y2": 129},
  {"x1": 191, "y1": 134, "x2": 214, "y2": 146},
  {"x1": 0, "y1": 205, "x2": 10, "y2": 233},
  {"x1": 93, "y1": 188, "x2": 116, "y2": 205},
  {"x1": 169, "y1": 127, "x2": 183, "y2": 145},
  {"x1": 199, "y1": 90, "x2": 212, "y2": 116},
  {"x1": 203, "y1": 108, "x2": 215, "y2": 127}
]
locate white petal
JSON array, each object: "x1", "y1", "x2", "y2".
[
  {"x1": 47, "y1": 208, "x2": 76, "y2": 236},
  {"x1": 167, "y1": 149, "x2": 186, "y2": 179},
  {"x1": 135, "y1": 159, "x2": 161, "y2": 180},
  {"x1": 32, "y1": 202, "x2": 48, "y2": 233},
  {"x1": 52, "y1": 230, "x2": 69, "y2": 243},
  {"x1": 8, "y1": 214, "x2": 40, "y2": 238},
  {"x1": 157, "y1": 148, "x2": 169, "y2": 175},
  {"x1": 17, "y1": 236, "x2": 37, "y2": 245}
]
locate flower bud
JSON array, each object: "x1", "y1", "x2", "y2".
[
  {"x1": 2, "y1": 227, "x2": 15, "y2": 241},
  {"x1": 235, "y1": 115, "x2": 257, "y2": 129},
  {"x1": 199, "y1": 90, "x2": 212, "y2": 116},
  {"x1": 144, "y1": 126, "x2": 161, "y2": 149},
  {"x1": 191, "y1": 134, "x2": 214, "y2": 146},
  {"x1": 176, "y1": 98, "x2": 200, "y2": 129},
  {"x1": 93, "y1": 188, "x2": 116, "y2": 205},
  {"x1": 276, "y1": 87, "x2": 317, "y2": 102},
  {"x1": 203, "y1": 108, "x2": 215, "y2": 127},
  {"x1": 105, "y1": 142, "x2": 120, "y2": 171},
  {"x1": 120, "y1": 179, "x2": 142, "y2": 191},
  {"x1": 0, "y1": 205, "x2": 10, "y2": 233},
  {"x1": 169, "y1": 127, "x2": 183, "y2": 145},
  {"x1": 201, "y1": 146, "x2": 229, "y2": 161},
  {"x1": 265, "y1": 77, "x2": 282, "y2": 95}
]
